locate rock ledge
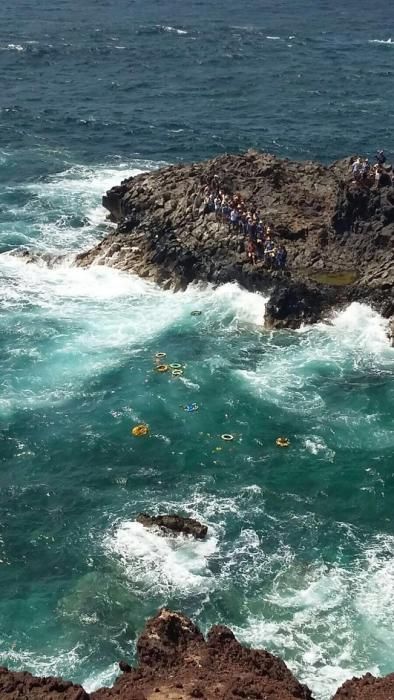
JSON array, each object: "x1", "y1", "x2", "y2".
[
  {"x1": 74, "y1": 151, "x2": 393, "y2": 329},
  {"x1": 1, "y1": 609, "x2": 394, "y2": 699}
]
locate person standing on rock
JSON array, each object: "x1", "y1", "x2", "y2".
[
  {"x1": 214, "y1": 195, "x2": 222, "y2": 221},
  {"x1": 276, "y1": 245, "x2": 287, "y2": 269},
  {"x1": 229, "y1": 207, "x2": 239, "y2": 232},
  {"x1": 246, "y1": 237, "x2": 257, "y2": 265},
  {"x1": 361, "y1": 158, "x2": 370, "y2": 182},
  {"x1": 352, "y1": 157, "x2": 361, "y2": 182},
  {"x1": 222, "y1": 197, "x2": 231, "y2": 223},
  {"x1": 210, "y1": 174, "x2": 220, "y2": 193},
  {"x1": 375, "y1": 150, "x2": 386, "y2": 166}
]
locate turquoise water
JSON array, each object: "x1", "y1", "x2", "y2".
[{"x1": 1, "y1": 0, "x2": 394, "y2": 697}]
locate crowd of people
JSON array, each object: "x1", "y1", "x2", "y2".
[
  {"x1": 201, "y1": 175, "x2": 287, "y2": 268},
  {"x1": 351, "y1": 150, "x2": 394, "y2": 187}
]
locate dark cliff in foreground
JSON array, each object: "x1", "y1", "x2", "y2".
[
  {"x1": 74, "y1": 150, "x2": 393, "y2": 330},
  {"x1": 1, "y1": 609, "x2": 393, "y2": 699}
]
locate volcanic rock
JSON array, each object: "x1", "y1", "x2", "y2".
[
  {"x1": 136, "y1": 513, "x2": 208, "y2": 539},
  {"x1": 73, "y1": 151, "x2": 394, "y2": 330},
  {"x1": 91, "y1": 608, "x2": 314, "y2": 700},
  {"x1": 1, "y1": 610, "x2": 394, "y2": 699},
  {"x1": 332, "y1": 671, "x2": 394, "y2": 699},
  {"x1": 0, "y1": 667, "x2": 88, "y2": 699}
]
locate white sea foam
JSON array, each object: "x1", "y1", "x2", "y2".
[
  {"x1": 83, "y1": 664, "x2": 119, "y2": 693},
  {"x1": 105, "y1": 520, "x2": 217, "y2": 596},
  {"x1": 238, "y1": 302, "x2": 393, "y2": 417},
  {"x1": 4, "y1": 159, "x2": 164, "y2": 254},
  {"x1": 0, "y1": 248, "x2": 270, "y2": 415},
  {"x1": 234, "y1": 533, "x2": 394, "y2": 700},
  {"x1": 104, "y1": 486, "x2": 394, "y2": 700},
  {"x1": 304, "y1": 436, "x2": 335, "y2": 461},
  {"x1": 314, "y1": 302, "x2": 392, "y2": 356},
  {"x1": 210, "y1": 283, "x2": 267, "y2": 326},
  {"x1": 0, "y1": 645, "x2": 82, "y2": 681},
  {"x1": 160, "y1": 25, "x2": 188, "y2": 35},
  {"x1": 2, "y1": 43, "x2": 24, "y2": 51},
  {"x1": 369, "y1": 38, "x2": 393, "y2": 44},
  {"x1": 0, "y1": 257, "x2": 191, "y2": 413}
]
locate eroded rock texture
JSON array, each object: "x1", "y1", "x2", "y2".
[
  {"x1": 1, "y1": 610, "x2": 394, "y2": 699},
  {"x1": 73, "y1": 151, "x2": 393, "y2": 329}
]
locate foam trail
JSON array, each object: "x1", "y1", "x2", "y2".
[
  {"x1": 105, "y1": 521, "x2": 217, "y2": 596},
  {"x1": 234, "y1": 534, "x2": 394, "y2": 700},
  {"x1": 239, "y1": 302, "x2": 393, "y2": 411},
  {"x1": 2, "y1": 159, "x2": 165, "y2": 254},
  {"x1": 159, "y1": 25, "x2": 188, "y2": 35},
  {"x1": 369, "y1": 38, "x2": 393, "y2": 44}
]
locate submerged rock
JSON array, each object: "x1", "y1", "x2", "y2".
[
  {"x1": 10, "y1": 248, "x2": 65, "y2": 267},
  {"x1": 136, "y1": 512, "x2": 208, "y2": 539}
]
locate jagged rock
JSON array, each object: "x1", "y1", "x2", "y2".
[
  {"x1": 136, "y1": 513, "x2": 208, "y2": 539},
  {"x1": 0, "y1": 667, "x2": 88, "y2": 699},
  {"x1": 332, "y1": 671, "x2": 394, "y2": 699},
  {"x1": 264, "y1": 280, "x2": 335, "y2": 329},
  {"x1": 118, "y1": 661, "x2": 131, "y2": 674},
  {"x1": 1, "y1": 610, "x2": 394, "y2": 699},
  {"x1": 72, "y1": 151, "x2": 393, "y2": 329},
  {"x1": 92, "y1": 608, "x2": 315, "y2": 700}
]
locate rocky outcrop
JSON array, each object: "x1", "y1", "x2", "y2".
[
  {"x1": 332, "y1": 672, "x2": 394, "y2": 699},
  {"x1": 136, "y1": 513, "x2": 208, "y2": 539},
  {"x1": 1, "y1": 609, "x2": 394, "y2": 699},
  {"x1": 72, "y1": 150, "x2": 393, "y2": 329},
  {"x1": 264, "y1": 281, "x2": 337, "y2": 329},
  {"x1": 0, "y1": 667, "x2": 88, "y2": 699},
  {"x1": 92, "y1": 608, "x2": 313, "y2": 700}
]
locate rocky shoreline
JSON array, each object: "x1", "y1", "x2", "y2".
[
  {"x1": 1, "y1": 608, "x2": 393, "y2": 699},
  {"x1": 71, "y1": 150, "x2": 393, "y2": 332}
]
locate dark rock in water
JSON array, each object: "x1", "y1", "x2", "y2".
[
  {"x1": 118, "y1": 660, "x2": 132, "y2": 673},
  {"x1": 72, "y1": 151, "x2": 393, "y2": 329},
  {"x1": 264, "y1": 280, "x2": 334, "y2": 329},
  {"x1": 136, "y1": 513, "x2": 208, "y2": 539},
  {"x1": 332, "y1": 672, "x2": 394, "y2": 699},
  {"x1": 10, "y1": 248, "x2": 65, "y2": 267}
]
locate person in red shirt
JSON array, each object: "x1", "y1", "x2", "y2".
[{"x1": 246, "y1": 237, "x2": 257, "y2": 265}]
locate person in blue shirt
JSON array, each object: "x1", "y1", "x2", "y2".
[{"x1": 275, "y1": 245, "x2": 287, "y2": 269}]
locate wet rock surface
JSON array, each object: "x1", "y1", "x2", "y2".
[
  {"x1": 1, "y1": 609, "x2": 394, "y2": 699},
  {"x1": 136, "y1": 513, "x2": 208, "y2": 539},
  {"x1": 72, "y1": 151, "x2": 393, "y2": 330}
]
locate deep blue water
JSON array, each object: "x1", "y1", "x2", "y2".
[{"x1": 0, "y1": 1, "x2": 394, "y2": 698}]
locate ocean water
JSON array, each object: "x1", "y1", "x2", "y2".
[{"x1": 1, "y1": 1, "x2": 394, "y2": 698}]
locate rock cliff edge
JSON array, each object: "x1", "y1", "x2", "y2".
[
  {"x1": 74, "y1": 151, "x2": 393, "y2": 330},
  {"x1": 1, "y1": 609, "x2": 393, "y2": 699}
]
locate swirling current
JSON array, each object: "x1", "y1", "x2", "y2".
[{"x1": 0, "y1": 0, "x2": 393, "y2": 698}]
